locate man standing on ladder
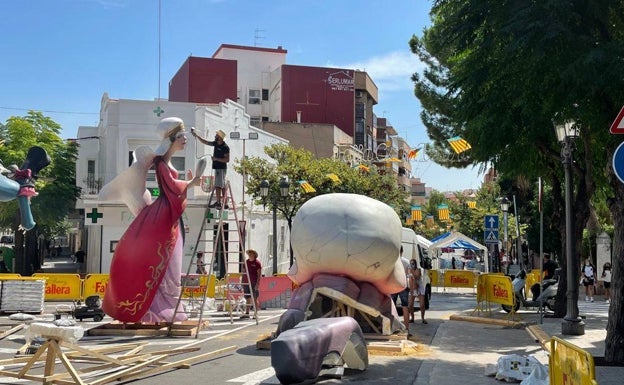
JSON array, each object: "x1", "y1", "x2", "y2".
[
  {"x1": 191, "y1": 128, "x2": 230, "y2": 209},
  {"x1": 241, "y1": 249, "x2": 261, "y2": 318}
]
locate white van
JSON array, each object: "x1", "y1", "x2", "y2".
[{"x1": 401, "y1": 227, "x2": 432, "y2": 309}]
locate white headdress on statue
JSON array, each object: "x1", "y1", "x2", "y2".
[{"x1": 154, "y1": 117, "x2": 185, "y2": 156}]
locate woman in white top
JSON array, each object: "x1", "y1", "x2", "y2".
[
  {"x1": 601, "y1": 262, "x2": 612, "y2": 303},
  {"x1": 409, "y1": 258, "x2": 428, "y2": 324},
  {"x1": 581, "y1": 258, "x2": 595, "y2": 302}
]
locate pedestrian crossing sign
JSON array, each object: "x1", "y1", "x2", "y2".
[{"x1": 484, "y1": 230, "x2": 499, "y2": 244}]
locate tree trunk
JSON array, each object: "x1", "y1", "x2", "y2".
[
  {"x1": 11, "y1": 213, "x2": 27, "y2": 275},
  {"x1": 26, "y1": 227, "x2": 40, "y2": 273},
  {"x1": 605, "y1": 162, "x2": 624, "y2": 364}
]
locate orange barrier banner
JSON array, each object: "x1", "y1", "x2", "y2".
[
  {"x1": 483, "y1": 274, "x2": 514, "y2": 306},
  {"x1": 83, "y1": 274, "x2": 109, "y2": 299},
  {"x1": 32, "y1": 273, "x2": 82, "y2": 300},
  {"x1": 428, "y1": 270, "x2": 440, "y2": 287},
  {"x1": 181, "y1": 274, "x2": 216, "y2": 299},
  {"x1": 550, "y1": 336, "x2": 597, "y2": 385},
  {"x1": 476, "y1": 273, "x2": 487, "y2": 303},
  {"x1": 443, "y1": 269, "x2": 475, "y2": 288}
]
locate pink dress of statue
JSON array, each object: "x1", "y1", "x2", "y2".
[{"x1": 102, "y1": 158, "x2": 189, "y2": 323}]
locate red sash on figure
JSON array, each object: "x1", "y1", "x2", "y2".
[{"x1": 102, "y1": 159, "x2": 187, "y2": 322}]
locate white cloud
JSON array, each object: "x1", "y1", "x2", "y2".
[{"x1": 330, "y1": 51, "x2": 425, "y2": 92}]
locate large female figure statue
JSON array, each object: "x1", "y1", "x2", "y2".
[{"x1": 100, "y1": 117, "x2": 201, "y2": 323}]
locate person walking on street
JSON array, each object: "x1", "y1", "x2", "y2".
[
  {"x1": 74, "y1": 249, "x2": 86, "y2": 274},
  {"x1": 191, "y1": 128, "x2": 230, "y2": 209},
  {"x1": 582, "y1": 258, "x2": 595, "y2": 302},
  {"x1": 410, "y1": 258, "x2": 428, "y2": 324},
  {"x1": 391, "y1": 246, "x2": 414, "y2": 337},
  {"x1": 601, "y1": 262, "x2": 612, "y2": 303},
  {"x1": 242, "y1": 249, "x2": 261, "y2": 318},
  {"x1": 195, "y1": 252, "x2": 207, "y2": 274}
]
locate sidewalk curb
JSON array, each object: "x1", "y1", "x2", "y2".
[
  {"x1": 449, "y1": 314, "x2": 527, "y2": 328},
  {"x1": 525, "y1": 324, "x2": 551, "y2": 352}
]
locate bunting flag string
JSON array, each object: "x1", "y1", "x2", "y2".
[
  {"x1": 447, "y1": 136, "x2": 472, "y2": 154},
  {"x1": 298, "y1": 180, "x2": 316, "y2": 193},
  {"x1": 438, "y1": 204, "x2": 450, "y2": 221}
]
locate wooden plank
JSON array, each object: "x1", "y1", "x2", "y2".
[
  {"x1": 309, "y1": 287, "x2": 392, "y2": 335},
  {"x1": 115, "y1": 346, "x2": 237, "y2": 383},
  {"x1": 0, "y1": 324, "x2": 24, "y2": 339},
  {"x1": 89, "y1": 354, "x2": 168, "y2": 385},
  {"x1": 87, "y1": 320, "x2": 207, "y2": 337}
]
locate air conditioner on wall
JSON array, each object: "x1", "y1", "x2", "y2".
[{"x1": 355, "y1": 91, "x2": 363, "y2": 98}]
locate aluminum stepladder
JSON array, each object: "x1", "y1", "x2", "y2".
[{"x1": 167, "y1": 180, "x2": 258, "y2": 337}]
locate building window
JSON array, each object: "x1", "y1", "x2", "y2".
[
  {"x1": 249, "y1": 89, "x2": 261, "y2": 104},
  {"x1": 250, "y1": 117, "x2": 261, "y2": 127},
  {"x1": 86, "y1": 160, "x2": 98, "y2": 193},
  {"x1": 262, "y1": 89, "x2": 269, "y2": 101},
  {"x1": 262, "y1": 116, "x2": 269, "y2": 122},
  {"x1": 171, "y1": 156, "x2": 186, "y2": 179},
  {"x1": 355, "y1": 102, "x2": 365, "y2": 119}
]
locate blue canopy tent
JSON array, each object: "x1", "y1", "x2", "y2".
[{"x1": 428, "y1": 231, "x2": 488, "y2": 271}]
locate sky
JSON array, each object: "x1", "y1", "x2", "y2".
[{"x1": 0, "y1": 0, "x2": 484, "y2": 192}]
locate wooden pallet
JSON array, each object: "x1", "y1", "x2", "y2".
[
  {"x1": 0, "y1": 338, "x2": 236, "y2": 385},
  {"x1": 86, "y1": 320, "x2": 209, "y2": 337}
]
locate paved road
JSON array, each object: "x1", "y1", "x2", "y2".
[
  {"x1": 0, "y1": 291, "x2": 478, "y2": 385},
  {"x1": 0, "y1": 289, "x2": 613, "y2": 384}
]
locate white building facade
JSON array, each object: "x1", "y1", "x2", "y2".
[{"x1": 76, "y1": 93, "x2": 291, "y2": 278}]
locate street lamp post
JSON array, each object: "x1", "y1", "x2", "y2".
[
  {"x1": 259, "y1": 178, "x2": 290, "y2": 275},
  {"x1": 500, "y1": 197, "x2": 510, "y2": 273},
  {"x1": 553, "y1": 120, "x2": 584, "y2": 336},
  {"x1": 229, "y1": 131, "x2": 259, "y2": 222}
]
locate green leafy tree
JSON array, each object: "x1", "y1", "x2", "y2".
[
  {"x1": 0, "y1": 112, "x2": 79, "y2": 275},
  {"x1": 413, "y1": 1, "x2": 624, "y2": 361},
  {"x1": 234, "y1": 143, "x2": 410, "y2": 263}
]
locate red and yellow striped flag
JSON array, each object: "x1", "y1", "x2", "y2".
[
  {"x1": 298, "y1": 180, "x2": 316, "y2": 193},
  {"x1": 407, "y1": 148, "x2": 420, "y2": 160},
  {"x1": 326, "y1": 173, "x2": 341, "y2": 183},
  {"x1": 355, "y1": 164, "x2": 370, "y2": 172},
  {"x1": 438, "y1": 204, "x2": 450, "y2": 221},
  {"x1": 447, "y1": 136, "x2": 472, "y2": 154},
  {"x1": 411, "y1": 205, "x2": 422, "y2": 221}
]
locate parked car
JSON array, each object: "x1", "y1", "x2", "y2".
[{"x1": 0, "y1": 235, "x2": 14, "y2": 244}]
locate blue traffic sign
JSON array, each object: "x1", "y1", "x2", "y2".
[
  {"x1": 484, "y1": 230, "x2": 499, "y2": 244},
  {"x1": 484, "y1": 215, "x2": 499, "y2": 229},
  {"x1": 613, "y1": 142, "x2": 624, "y2": 184}
]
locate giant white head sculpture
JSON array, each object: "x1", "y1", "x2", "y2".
[{"x1": 288, "y1": 193, "x2": 407, "y2": 294}]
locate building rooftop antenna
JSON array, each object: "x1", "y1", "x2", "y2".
[{"x1": 254, "y1": 28, "x2": 266, "y2": 47}]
